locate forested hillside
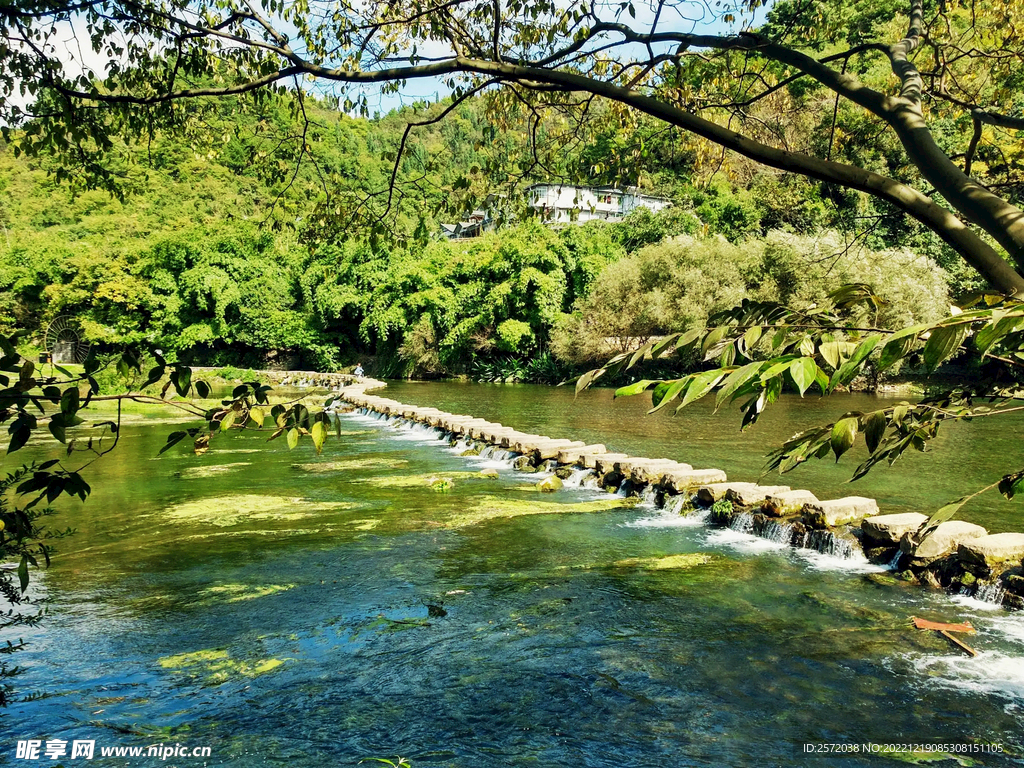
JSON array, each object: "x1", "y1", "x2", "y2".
[{"x1": 0, "y1": 82, "x2": 974, "y2": 377}]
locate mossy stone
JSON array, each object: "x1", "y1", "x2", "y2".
[
  {"x1": 537, "y1": 475, "x2": 563, "y2": 493},
  {"x1": 554, "y1": 467, "x2": 575, "y2": 480}
]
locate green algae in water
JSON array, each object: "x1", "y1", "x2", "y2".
[
  {"x1": 612, "y1": 553, "x2": 714, "y2": 570},
  {"x1": 198, "y1": 583, "x2": 295, "y2": 603},
  {"x1": 348, "y1": 519, "x2": 381, "y2": 530},
  {"x1": 440, "y1": 494, "x2": 633, "y2": 529},
  {"x1": 355, "y1": 471, "x2": 484, "y2": 489},
  {"x1": 177, "y1": 462, "x2": 252, "y2": 479},
  {"x1": 292, "y1": 457, "x2": 409, "y2": 472},
  {"x1": 157, "y1": 648, "x2": 287, "y2": 684},
  {"x1": 163, "y1": 494, "x2": 356, "y2": 527}
]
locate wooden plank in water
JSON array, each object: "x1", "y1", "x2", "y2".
[
  {"x1": 911, "y1": 616, "x2": 976, "y2": 634},
  {"x1": 938, "y1": 630, "x2": 978, "y2": 657}
]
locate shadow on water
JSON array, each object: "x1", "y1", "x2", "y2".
[{"x1": 3, "y1": 383, "x2": 1023, "y2": 767}]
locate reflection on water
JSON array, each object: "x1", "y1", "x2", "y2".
[{"x1": 3, "y1": 383, "x2": 1023, "y2": 767}]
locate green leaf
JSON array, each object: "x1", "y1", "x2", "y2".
[
  {"x1": 743, "y1": 326, "x2": 762, "y2": 351},
  {"x1": 648, "y1": 377, "x2": 689, "y2": 414},
  {"x1": 830, "y1": 416, "x2": 858, "y2": 461},
  {"x1": 48, "y1": 415, "x2": 66, "y2": 443},
  {"x1": 143, "y1": 365, "x2": 165, "y2": 388},
  {"x1": 922, "y1": 324, "x2": 968, "y2": 372},
  {"x1": 819, "y1": 341, "x2": 843, "y2": 370},
  {"x1": 195, "y1": 380, "x2": 211, "y2": 399},
  {"x1": 18, "y1": 555, "x2": 29, "y2": 593},
  {"x1": 789, "y1": 357, "x2": 817, "y2": 396},
  {"x1": 286, "y1": 428, "x2": 299, "y2": 450},
  {"x1": 60, "y1": 386, "x2": 80, "y2": 416},
  {"x1": 614, "y1": 379, "x2": 659, "y2": 399},
  {"x1": 159, "y1": 431, "x2": 188, "y2": 454},
  {"x1": 311, "y1": 421, "x2": 327, "y2": 455},
  {"x1": 863, "y1": 410, "x2": 887, "y2": 454},
  {"x1": 248, "y1": 407, "x2": 265, "y2": 428},
  {"x1": 220, "y1": 410, "x2": 237, "y2": 432},
  {"x1": 975, "y1": 315, "x2": 1024, "y2": 357},
  {"x1": 919, "y1": 495, "x2": 971, "y2": 539},
  {"x1": 715, "y1": 361, "x2": 762, "y2": 410},
  {"x1": 827, "y1": 334, "x2": 882, "y2": 393},
  {"x1": 998, "y1": 470, "x2": 1024, "y2": 500},
  {"x1": 575, "y1": 367, "x2": 605, "y2": 396},
  {"x1": 877, "y1": 335, "x2": 915, "y2": 372},
  {"x1": 676, "y1": 369, "x2": 725, "y2": 411}
]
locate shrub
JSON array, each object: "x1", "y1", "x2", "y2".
[{"x1": 551, "y1": 230, "x2": 949, "y2": 365}]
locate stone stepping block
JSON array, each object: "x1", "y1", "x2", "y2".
[
  {"x1": 627, "y1": 460, "x2": 694, "y2": 484},
  {"x1": 593, "y1": 454, "x2": 632, "y2": 473},
  {"x1": 861, "y1": 513, "x2": 929, "y2": 547},
  {"x1": 958, "y1": 532, "x2": 1024, "y2": 573},
  {"x1": 725, "y1": 484, "x2": 792, "y2": 508},
  {"x1": 763, "y1": 490, "x2": 818, "y2": 517},
  {"x1": 696, "y1": 482, "x2": 759, "y2": 505},
  {"x1": 557, "y1": 445, "x2": 607, "y2": 465},
  {"x1": 532, "y1": 441, "x2": 587, "y2": 460},
  {"x1": 803, "y1": 497, "x2": 879, "y2": 528},
  {"x1": 900, "y1": 521, "x2": 988, "y2": 566},
  {"x1": 660, "y1": 468, "x2": 728, "y2": 493}
]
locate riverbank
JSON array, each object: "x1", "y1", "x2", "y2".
[{"x1": 337, "y1": 377, "x2": 1024, "y2": 612}]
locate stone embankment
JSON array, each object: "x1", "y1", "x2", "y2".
[{"x1": 336, "y1": 378, "x2": 1024, "y2": 610}]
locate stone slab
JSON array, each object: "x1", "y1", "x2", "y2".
[
  {"x1": 629, "y1": 460, "x2": 694, "y2": 485},
  {"x1": 557, "y1": 445, "x2": 607, "y2": 465},
  {"x1": 803, "y1": 497, "x2": 880, "y2": 528},
  {"x1": 660, "y1": 469, "x2": 728, "y2": 493},
  {"x1": 900, "y1": 520, "x2": 988, "y2": 566},
  {"x1": 724, "y1": 484, "x2": 792, "y2": 507},
  {"x1": 763, "y1": 490, "x2": 818, "y2": 517},
  {"x1": 861, "y1": 513, "x2": 929, "y2": 547},
  {"x1": 696, "y1": 482, "x2": 758, "y2": 505},
  {"x1": 958, "y1": 532, "x2": 1024, "y2": 571},
  {"x1": 593, "y1": 454, "x2": 632, "y2": 473}
]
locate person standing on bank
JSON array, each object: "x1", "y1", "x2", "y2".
[{"x1": 354, "y1": 363, "x2": 364, "y2": 377}]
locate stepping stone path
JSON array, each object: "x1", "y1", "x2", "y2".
[{"x1": 334, "y1": 377, "x2": 1024, "y2": 611}]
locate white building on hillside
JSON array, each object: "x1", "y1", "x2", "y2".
[{"x1": 526, "y1": 183, "x2": 672, "y2": 223}]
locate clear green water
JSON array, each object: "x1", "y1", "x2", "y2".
[{"x1": 3, "y1": 383, "x2": 1024, "y2": 767}]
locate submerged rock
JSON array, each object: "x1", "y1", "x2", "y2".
[
  {"x1": 479, "y1": 469, "x2": 500, "y2": 479},
  {"x1": 460, "y1": 448, "x2": 481, "y2": 457},
  {"x1": 537, "y1": 476, "x2": 564, "y2": 493},
  {"x1": 428, "y1": 476, "x2": 455, "y2": 493},
  {"x1": 554, "y1": 467, "x2": 575, "y2": 480},
  {"x1": 512, "y1": 455, "x2": 536, "y2": 471}
]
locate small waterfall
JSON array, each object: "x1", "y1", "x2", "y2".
[
  {"x1": 886, "y1": 550, "x2": 904, "y2": 571},
  {"x1": 614, "y1": 480, "x2": 634, "y2": 498},
  {"x1": 582, "y1": 473, "x2": 602, "y2": 491},
  {"x1": 729, "y1": 512, "x2": 754, "y2": 534},
  {"x1": 663, "y1": 495, "x2": 689, "y2": 515},
  {"x1": 975, "y1": 582, "x2": 1006, "y2": 605},
  {"x1": 761, "y1": 520, "x2": 797, "y2": 546},
  {"x1": 564, "y1": 468, "x2": 594, "y2": 488},
  {"x1": 804, "y1": 530, "x2": 857, "y2": 560},
  {"x1": 638, "y1": 485, "x2": 658, "y2": 508},
  {"x1": 479, "y1": 445, "x2": 496, "y2": 459}
]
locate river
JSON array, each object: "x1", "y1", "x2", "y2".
[{"x1": 3, "y1": 382, "x2": 1023, "y2": 766}]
